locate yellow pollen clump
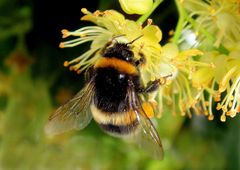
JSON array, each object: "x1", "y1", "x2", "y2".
[
  {"x1": 226, "y1": 111, "x2": 231, "y2": 116},
  {"x1": 61, "y1": 29, "x2": 69, "y2": 38},
  {"x1": 220, "y1": 114, "x2": 226, "y2": 122},
  {"x1": 214, "y1": 94, "x2": 221, "y2": 102},
  {"x1": 59, "y1": 43, "x2": 64, "y2": 48},
  {"x1": 147, "y1": 19, "x2": 152, "y2": 25},
  {"x1": 204, "y1": 101, "x2": 210, "y2": 106},
  {"x1": 230, "y1": 111, "x2": 237, "y2": 118},
  {"x1": 222, "y1": 105, "x2": 227, "y2": 112},
  {"x1": 93, "y1": 10, "x2": 101, "y2": 16},
  {"x1": 142, "y1": 102, "x2": 154, "y2": 118},
  {"x1": 63, "y1": 61, "x2": 69, "y2": 67},
  {"x1": 81, "y1": 8, "x2": 88, "y2": 13},
  {"x1": 169, "y1": 30, "x2": 174, "y2": 36},
  {"x1": 216, "y1": 103, "x2": 222, "y2": 110},
  {"x1": 208, "y1": 114, "x2": 214, "y2": 120}
]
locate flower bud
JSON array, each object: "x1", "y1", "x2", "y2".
[{"x1": 119, "y1": 0, "x2": 153, "y2": 14}]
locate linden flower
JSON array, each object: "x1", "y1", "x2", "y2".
[
  {"x1": 151, "y1": 43, "x2": 205, "y2": 117},
  {"x1": 183, "y1": 0, "x2": 240, "y2": 47},
  {"x1": 157, "y1": 43, "x2": 239, "y2": 121},
  {"x1": 60, "y1": 8, "x2": 163, "y2": 85},
  {"x1": 191, "y1": 46, "x2": 240, "y2": 121},
  {"x1": 216, "y1": 44, "x2": 240, "y2": 121}
]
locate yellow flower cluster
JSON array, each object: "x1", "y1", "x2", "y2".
[
  {"x1": 183, "y1": 0, "x2": 240, "y2": 47},
  {"x1": 60, "y1": 8, "x2": 204, "y2": 118},
  {"x1": 180, "y1": 0, "x2": 240, "y2": 121}
]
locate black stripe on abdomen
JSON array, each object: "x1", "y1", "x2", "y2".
[{"x1": 98, "y1": 120, "x2": 139, "y2": 136}]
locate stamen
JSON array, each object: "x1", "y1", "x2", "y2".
[
  {"x1": 59, "y1": 43, "x2": 65, "y2": 48},
  {"x1": 216, "y1": 103, "x2": 222, "y2": 110},
  {"x1": 62, "y1": 36, "x2": 98, "y2": 48},
  {"x1": 63, "y1": 61, "x2": 69, "y2": 67},
  {"x1": 81, "y1": 8, "x2": 90, "y2": 14},
  {"x1": 208, "y1": 114, "x2": 214, "y2": 120},
  {"x1": 61, "y1": 29, "x2": 69, "y2": 38},
  {"x1": 220, "y1": 113, "x2": 226, "y2": 122},
  {"x1": 219, "y1": 66, "x2": 238, "y2": 92},
  {"x1": 220, "y1": 74, "x2": 240, "y2": 112},
  {"x1": 147, "y1": 19, "x2": 152, "y2": 25}
]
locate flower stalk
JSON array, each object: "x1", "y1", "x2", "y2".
[
  {"x1": 136, "y1": 0, "x2": 164, "y2": 24},
  {"x1": 173, "y1": 0, "x2": 187, "y2": 44}
]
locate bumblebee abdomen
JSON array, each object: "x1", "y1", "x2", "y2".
[{"x1": 90, "y1": 104, "x2": 139, "y2": 136}]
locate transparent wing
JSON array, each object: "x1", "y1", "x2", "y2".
[
  {"x1": 45, "y1": 81, "x2": 95, "y2": 136},
  {"x1": 127, "y1": 80, "x2": 164, "y2": 160}
]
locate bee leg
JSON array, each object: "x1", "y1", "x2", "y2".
[
  {"x1": 143, "y1": 80, "x2": 161, "y2": 93},
  {"x1": 140, "y1": 74, "x2": 172, "y2": 93}
]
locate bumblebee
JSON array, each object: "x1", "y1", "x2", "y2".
[{"x1": 45, "y1": 36, "x2": 165, "y2": 159}]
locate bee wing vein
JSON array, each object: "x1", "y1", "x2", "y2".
[{"x1": 45, "y1": 82, "x2": 95, "y2": 135}]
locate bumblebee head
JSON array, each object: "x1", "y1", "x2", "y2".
[{"x1": 103, "y1": 35, "x2": 143, "y2": 64}]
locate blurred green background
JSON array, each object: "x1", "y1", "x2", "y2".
[{"x1": 0, "y1": 0, "x2": 239, "y2": 169}]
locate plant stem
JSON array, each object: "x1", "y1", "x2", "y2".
[
  {"x1": 173, "y1": 0, "x2": 186, "y2": 44},
  {"x1": 136, "y1": 0, "x2": 163, "y2": 24}
]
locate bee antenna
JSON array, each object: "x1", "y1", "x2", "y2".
[
  {"x1": 127, "y1": 35, "x2": 144, "y2": 45},
  {"x1": 112, "y1": 34, "x2": 126, "y2": 43}
]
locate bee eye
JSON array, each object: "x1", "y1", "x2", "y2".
[
  {"x1": 119, "y1": 74, "x2": 125, "y2": 80},
  {"x1": 125, "y1": 57, "x2": 130, "y2": 61},
  {"x1": 118, "y1": 74, "x2": 126, "y2": 83}
]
